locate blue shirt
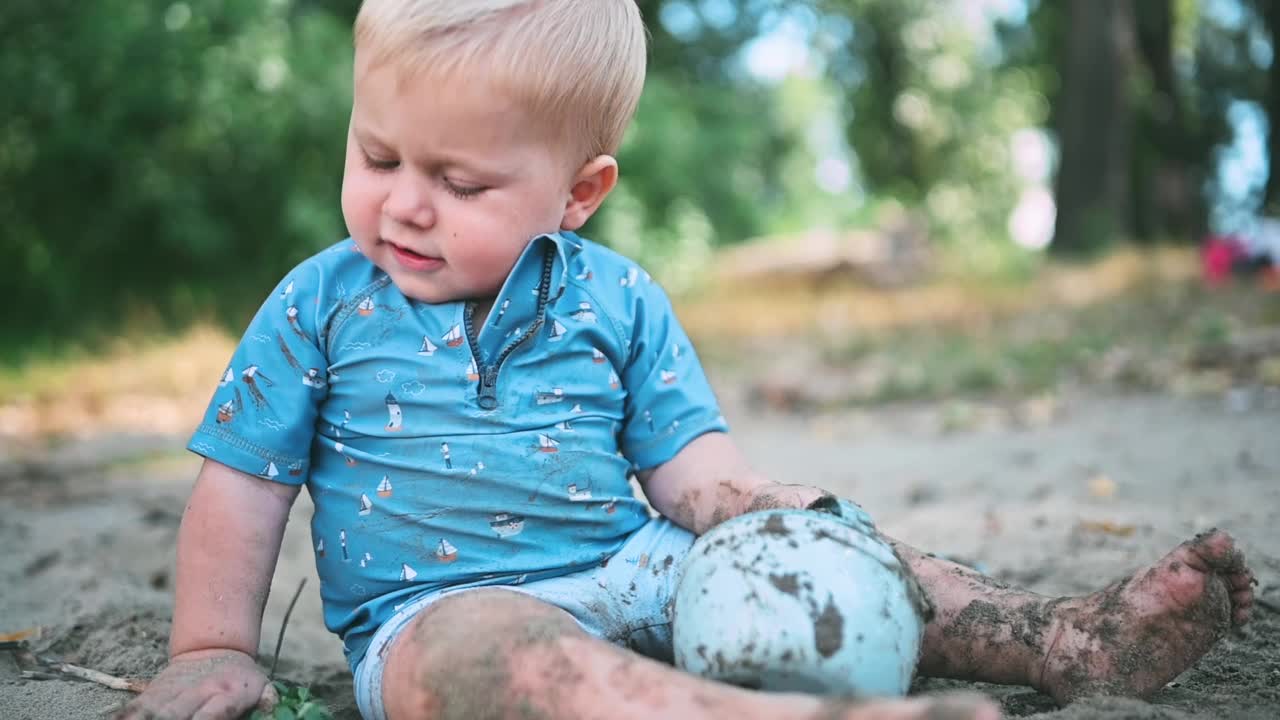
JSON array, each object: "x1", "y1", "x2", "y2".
[{"x1": 187, "y1": 231, "x2": 727, "y2": 669}]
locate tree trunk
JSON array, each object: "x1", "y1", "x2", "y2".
[
  {"x1": 1131, "y1": 0, "x2": 1205, "y2": 243},
  {"x1": 1262, "y1": 1, "x2": 1280, "y2": 214},
  {"x1": 1051, "y1": 0, "x2": 1136, "y2": 256}
]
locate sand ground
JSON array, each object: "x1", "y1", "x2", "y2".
[{"x1": 2, "y1": 387, "x2": 1278, "y2": 719}]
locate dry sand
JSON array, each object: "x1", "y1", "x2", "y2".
[{"x1": 1, "y1": 388, "x2": 1278, "y2": 719}]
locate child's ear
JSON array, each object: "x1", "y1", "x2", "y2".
[{"x1": 561, "y1": 155, "x2": 618, "y2": 231}]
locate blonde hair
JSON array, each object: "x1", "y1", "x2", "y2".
[{"x1": 354, "y1": 0, "x2": 647, "y2": 161}]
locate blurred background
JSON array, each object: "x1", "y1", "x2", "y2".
[{"x1": 2, "y1": 0, "x2": 1280, "y2": 435}]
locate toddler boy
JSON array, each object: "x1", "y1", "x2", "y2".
[{"x1": 120, "y1": 3, "x2": 1255, "y2": 720}]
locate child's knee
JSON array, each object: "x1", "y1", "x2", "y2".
[{"x1": 381, "y1": 589, "x2": 582, "y2": 718}]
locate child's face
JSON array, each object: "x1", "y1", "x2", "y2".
[{"x1": 341, "y1": 54, "x2": 578, "y2": 305}]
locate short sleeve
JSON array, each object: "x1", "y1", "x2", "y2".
[
  {"x1": 187, "y1": 265, "x2": 330, "y2": 484},
  {"x1": 618, "y1": 279, "x2": 728, "y2": 471}
]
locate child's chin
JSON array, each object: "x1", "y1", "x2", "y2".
[{"x1": 394, "y1": 282, "x2": 456, "y2": 305}]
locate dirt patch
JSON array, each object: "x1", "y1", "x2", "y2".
[{"x1": 811, "y1": 597, "x2": 845, "y2": 659}]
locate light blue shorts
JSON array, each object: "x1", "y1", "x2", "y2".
[{"x1": 352, "y1": 516, "x2": 696, "y2": 720}]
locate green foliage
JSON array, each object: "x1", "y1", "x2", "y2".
[
  {"x1": 250, "y1": 682, "x2": 333, "y2": 720},
  {"x1": 0, "y1": 0, "x2": 805, "y2": 354},
  {"x1": 1, "y1": 0, "x2": 351, "y2": 351},
  {"x1": 1, "y1": 0, "x2": 1271, "y2": 358}
]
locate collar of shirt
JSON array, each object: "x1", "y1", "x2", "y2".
[{"x1": 468, "y1": 231, "x2": 584, "y2": 363}]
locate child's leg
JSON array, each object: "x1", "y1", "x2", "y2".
[
  {"x1": 892, "y1": 529, "x2": 1255, "y2": 704},
  {"x1": 378, "y1": 587, "x2": 1000, "y2": 720}
]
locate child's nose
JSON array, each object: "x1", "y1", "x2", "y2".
[{"x1": 383, "y1": 173, "x2": 436, "y2": 230}]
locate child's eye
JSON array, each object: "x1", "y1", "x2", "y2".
[
  {"x1": 443, "y1": 177, "x2": 487, "y2": 199},
  {"x1": 361, "y1": 150, "x2": 399, "y2": 172}
]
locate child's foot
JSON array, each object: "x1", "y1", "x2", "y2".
[
  {"x1": 819, "y1": 692, "x2": 1001, "y2": 720},
  {"x1": 1035, "y1": 529, "x2": 1255, "y2": 704}
]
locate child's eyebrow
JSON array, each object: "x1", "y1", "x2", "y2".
[{"x1": 351, "y1": 126, "x2": 393, "y2": 152}]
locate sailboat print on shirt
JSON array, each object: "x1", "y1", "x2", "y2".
[
  {"x1": 548, "y1": 320, "x2": 567, "y2": 342},
  {"x1": 334, "y1": 441, "x2": 357, "y2": 466},
  {"x1": 466, "y1": 359, "x2": 480, "y2": 382},
  {"x1": 537, "y1": 434, "x2": 560, "y2": 453},
  {"x1": 608, "y1": 371, "x2": 621, "y2": 390},
  {"x1": 603, "y1": 498, "x2": 618, "y2": 514},
  {"x1": 418, "y1": 336, "x2": 438, "y2": 356},
  {"x1": 567, "y1": 483, "x2": 592, "y2": 501},
  {"x1": 260, "y1": 462, "x2": 280, "y2": 480},
  {"x1": 489, "y1": 513, "x2": 526, "y2": 538},
  {"x1": 443, "y1": 325, "x2": 464, "y2": 348},
  {"x1": 357, "y1": 297, "x2": 376, "y2": 317},
  {"x1": 592, "y1": 348, "x2": 606, "y2": 364},
  {"x1": 286, "y1": 306, "x2": 307, "y2": 339},
  {"x1": 315, "y1": 538, "x2": 325, "y2": 557},
  {"x1": 660, "y1": 370, "x2": 678, "y2": 385},
  {"x1": 535, "y1": 388, "x2": 565, "y2": 406},
  {"x1": 358, "y1": 494, "x2": 372, "y2": 516},
  {"x1": 435, "y1": 538, "x2": 459, "y2": 563},
  {"x1": 377, "y1": 476, "x2": 393, "y2": 498},
  {"x1": 216, "y1": 388, "x2": 243, "y2": 424},
  {"x1": 400, "y1": 564, "x2": 418, "y2": 581},
  {"x1": 570, "y1": 302, "x2": 597, "y2": 323},
  {"x1": 219, "y1": 367, "x2": 234, "y2": 387}
]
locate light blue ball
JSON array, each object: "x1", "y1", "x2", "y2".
[{"x1": 672, "y1": 509, "x2": 928, "y2": 696}]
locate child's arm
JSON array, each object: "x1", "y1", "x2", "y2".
[
  {"x1": 117, "y1": 459, "x2": 299, "y2": 720},
  {"x1": 637, "y1": 431, "x2": 831, "y2": 535}
]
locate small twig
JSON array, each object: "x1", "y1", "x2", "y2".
[
  {"x1": 19, "y1": 670, "x2": 61, "y2": 681},
  {"x1": 34, "y1": 658, "x2": 148, "y2": 693},
  {"x1": 270, "y1": 577, "x2": 307, "y2": 679}
]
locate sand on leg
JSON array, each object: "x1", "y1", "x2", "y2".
[{"x1": 377, "y1": 588, "x2": 1001, "y2": 720}]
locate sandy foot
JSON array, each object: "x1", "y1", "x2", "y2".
[{"x1": 1037, "y1": 529, "x2": 1255, "y2": 704}]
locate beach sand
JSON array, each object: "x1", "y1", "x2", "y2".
[{"x1": 2, "y1": 389, "x2": 1277, "y2": 719}]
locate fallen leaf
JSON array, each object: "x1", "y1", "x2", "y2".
[
  {"x1": 1077, "y1": 519, "x2": 1136, "y2": 537},
  {"x1": 1087, "y1": 473, "x2": 1117, "y2": 499}
]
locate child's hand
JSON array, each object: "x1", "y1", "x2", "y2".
[{"x1": 116, "y1": 648, "x2": 276, "y2": 720}]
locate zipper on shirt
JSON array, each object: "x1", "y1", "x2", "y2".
[{"x1": 465, "y1": 245, "x2": 556, "y2": 410}]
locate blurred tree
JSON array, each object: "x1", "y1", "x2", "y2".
[
  {"x1": 0, "y1": 0, "x2": 352, "y2": 355},
  {"x1": 1257, "y1": 0, "x2": 1280, "y2": 213},
  {"x1": 1130, "y1": 0, "x2": 1205, "y2": 243},
  {"x1": 1050, "y1": 0, "x2": 1136, "y2": 257},
  {"x1": 3, "y1": 0, "x2": 1274, "y2": 357},
  {"x1": 586, "y1": 0, "x2": 801, "y2": 287},
  {"x1": 1017, "y1": 0, "x2": 1246, "y2": 254},
  {"x1": 0, "y1": 0, "x2": 810, "y2": 352},
  {"x1": 819, "y1": 0, "x2": 1049, "y2": 272},
  {"x1": 822, "y1": 0, "x2": 925, "y2": 200}
]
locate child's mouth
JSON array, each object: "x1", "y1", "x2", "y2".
[{"x1": 387, "y1": 241, "x2": 445, "y2": 271}]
